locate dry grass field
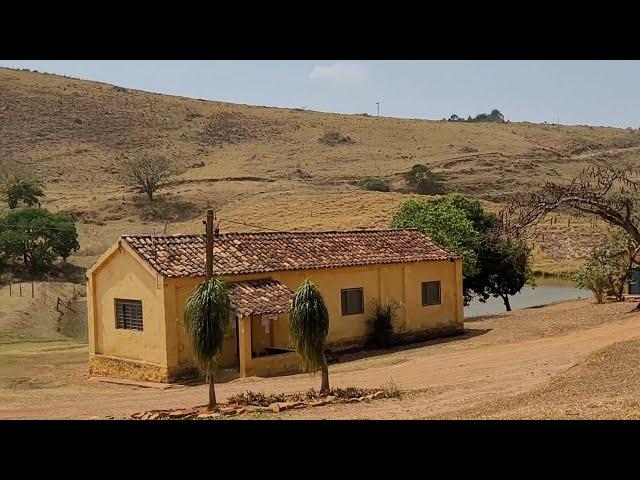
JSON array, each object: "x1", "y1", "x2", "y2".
[{"x1": 1, "y1": 67, "x2": 637, "y2": 274}]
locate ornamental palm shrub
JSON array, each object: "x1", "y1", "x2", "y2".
[
  {"x1": 289, "y1": 279, "x2": 331, "y2": 393},
  {"x1": 369, "y1": 299, "x2": 401, "y2": 348},
  {"x1": 184, "y1": 277, "x2": 230, "y2": 409}
]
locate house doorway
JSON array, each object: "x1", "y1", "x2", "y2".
[{"x1": 630, "y1": 268, "x2": 640, "y2": 295}]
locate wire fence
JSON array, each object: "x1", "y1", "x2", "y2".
[{"x1": 5, "y1": 281, "x2": 82, "y2": 311}]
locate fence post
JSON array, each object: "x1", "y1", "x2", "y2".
[
  {"x1": 19, "y1": 283, "x2": 22, "y2": 297},
  {"x1": 9, "y1": 282, "x2": 11, "y2": 297},
  {"x1": 31, "y1": 282, "x2": 34, "y2": 298}
]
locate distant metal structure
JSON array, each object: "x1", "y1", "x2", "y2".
[{"x1": 376, "y1": 102, "x2": 380, "y2": 117}]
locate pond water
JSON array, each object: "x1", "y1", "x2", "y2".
[{"x1": 464, "y1": 276, "x2": 591, "y2": 318}]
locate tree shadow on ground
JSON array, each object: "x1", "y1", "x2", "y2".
[
  {"x1": 173, "y1": 367, "x2": 241, "y2": 387},
  {"x1": 175, "y1": 328, "x2": 492, "y2": 387},
  {"x1": 327, "y1": 328, "x2": 492, "y2": 365}
]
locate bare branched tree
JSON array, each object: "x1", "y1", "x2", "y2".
[
  {"x1": 121, "y1": 154, "x2": 179, "y2": 201},
  {"x1": 503, "y1": 164, "x2": 640, "y2": 309}
]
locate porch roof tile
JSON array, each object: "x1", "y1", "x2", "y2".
[{"x1": 228, "y1": 278, "x2": 293, "y2": 317}]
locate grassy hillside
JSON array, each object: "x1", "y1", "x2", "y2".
[{"x1": 2, "y1": 67, "x2": 637, "y2": 274}]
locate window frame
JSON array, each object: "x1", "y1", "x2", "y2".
[
  {"x1": 421, "y1": 281, "x2": 441, "y2": 306},
  {"x1": 341, "y1": 287, "x2": 364, "y2": 316},
  {"x1": 114, "y1": 298, "x2": 144, "y2": 331}
]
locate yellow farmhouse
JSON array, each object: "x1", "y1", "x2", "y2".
[{"x1": 86, "y1": 229, "x2": 464, "y2": 383}]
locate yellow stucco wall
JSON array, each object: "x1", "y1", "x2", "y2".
[
  {"x1": 89, "y1": 246, "x2": 463, "y2": 381},
  {"x1": 88, "y1": 244, "x2": 168, "y2": 367},
  {"x1": 270, "y1": 259, "x2": 464, "y2": 346},
  {"x1": 165, "y1": 278, "x2": 239, "y2": 374}
]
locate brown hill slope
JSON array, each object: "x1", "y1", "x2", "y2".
[{"x1": 1, "y1": 67, "x2": 637, "y2": 273}]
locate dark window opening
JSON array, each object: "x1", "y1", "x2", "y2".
[
  {"x1": 115, "y1": 299, "x2": 143, "y2": 331},
  {"x1": 422, "y1": 281, "x2": 441, "y2": 306},
  {"x1": 341, "y1": 288, "x2": 364, "y2": 316}
]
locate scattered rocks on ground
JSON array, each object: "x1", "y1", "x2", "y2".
[
  {"x1": 197, "y1": 412, "x2": 221, "y2": 419},
  {"x1": 168, "y1": 410, "x2": 195, "y2": 419},
  {"x1": 130, "y1": 386, "x2": 397, "y2": 420}
]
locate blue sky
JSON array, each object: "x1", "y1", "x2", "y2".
[{"x1": 1, "y1": 60, "x2": 639, "y2": 128}]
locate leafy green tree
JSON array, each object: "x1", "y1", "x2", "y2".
[
  {"x1": 449, "y1": 196, "x2": 531, "y2": 310},
  {"x1": 574, "y1": 263, "x2": 612, "y2": 304},
  {"x1": 466, "y1": 239, "x2": 533, "y2": 311},
  {"x1": 184, "y1": 278, "x2": 231, "y2": 409},
  {"x1": 448, "y1": 195, "x2": 497, "y2": 233},
  {"x1": 289, "y1": 279, "x2": 331, "y2": 394},
  {"x1": 0, "y1": 208, "x2": 79, "y2": 272},
  {"x1": 1, "y1": 171, "x2": 45, "y2": 209},
  {"x1": 391, "y1": 196, "x2": 479, "y2": 278},
  {"x1": 574, "y1": 231, "x2": 634, "y2": 303},
  {"x1": 392, "y1": 195, "x2": 531, "y2": 307}
]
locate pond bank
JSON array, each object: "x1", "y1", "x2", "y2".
[{"x1": 464, "y1": 276, "x2": 590, "y2": 318}]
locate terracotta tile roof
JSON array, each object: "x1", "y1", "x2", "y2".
[
  {"x1": 122, "y1": 229, "x2": 458, "y2": 278},
  {"x1": 227, "y1": 279, "x2": 293, "y2": 316}
]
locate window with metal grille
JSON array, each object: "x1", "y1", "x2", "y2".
[
  {"x1": 422, "y1": 281, "x2": 441, "y2": 306},
  {"x1": 115, "y1": 299, "x2": 143, "y2": 331},
  {"x1": 341, "y1": 288, "x2": 364, "y2": 316}
]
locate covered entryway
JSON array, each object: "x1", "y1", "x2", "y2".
[{"x1": 227, "y1": 279, "x2": 300, "y2": 377}]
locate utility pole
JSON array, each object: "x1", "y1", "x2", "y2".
[
  {"x1": 206, "y1": 208, "x2": 214, "y2": 280},
  {"x1": 376, "y1": 102, "x2": 380, "y2": 117}
]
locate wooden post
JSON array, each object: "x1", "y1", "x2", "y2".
[
  {"x1": 205, "y1": 208, "x2": 216, "y2": 408},
  {"x1": 206, "y1": 208, "x2": 214, "y2": 281},
  {"x1": 9, "y1": 282, "x2": 11, "y2": 297},
  {"x1": 31, "y1": 282, "x2": 34, "y2": 298},
  {"x1": 19, "y1": 283, "x2": 22, "y2": 297}
]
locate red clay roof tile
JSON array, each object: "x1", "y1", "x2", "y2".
[
  {"x1": 122, "y1": 229, "x2": 458, "y2": 278},
  {"x1": 227, "y1": 279, "x2": 293, "y2": 316}
]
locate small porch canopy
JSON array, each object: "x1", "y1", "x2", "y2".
[
  {"x1": 227, "y1": 279, "x2": 299, "y2": 378},
  {"x1": 227, "y1": 278, "x2": 293, "y2": 317}
]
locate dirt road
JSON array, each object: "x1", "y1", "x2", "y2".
[{"x1": 1, "y1": 299, "x2": 639, "y2": 419}]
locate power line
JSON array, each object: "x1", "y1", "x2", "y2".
[{"x1": 217, "y1": 217, "x2": 282, "y2": 232}]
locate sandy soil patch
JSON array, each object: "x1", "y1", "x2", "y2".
[{"x1": 2, "y1": 299, "x2": 640, "y2": 419}]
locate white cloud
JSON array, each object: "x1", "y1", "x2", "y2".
[{"x1": 309, "y1": 63, "x2": 367, "y2": 83}]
